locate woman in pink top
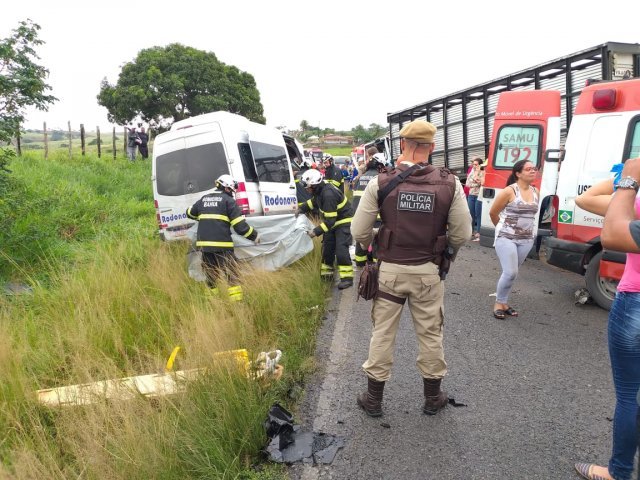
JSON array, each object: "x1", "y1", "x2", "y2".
[{"x1": 574, "y1": 172, "x2": 640, "y2": 480}]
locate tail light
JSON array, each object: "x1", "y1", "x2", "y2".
[
  {"x1": 154, "y1": 199, "x2": 166, "y2": 228},
  {"x1": 235, "y1": 182, "x2": 250, "y2": 215}
]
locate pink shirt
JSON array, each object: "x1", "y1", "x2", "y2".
[{"x1": 616, "y1": 197, "x2": 640, "y2": 292}]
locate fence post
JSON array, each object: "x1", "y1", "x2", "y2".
[
  {"x1": 68, "y1": 121, "x2": 72, "y2": 159},
  {"x1": 80, "y1": 124, "x2": 86, "y2": 156},
  {"x1": 44, "y1": 122, "x2": 48, "y2": 160},
  {"x1": 112, "y1": 127, "x2": 116, "y2": 160},
  {"x1": 123, "y1": 127, "x2": 127, "y2": 155},
  {"x1": 16, "y1": 129, "x2": 21, "y2": 157},
  {"x1": 97, "y1": 126, "x2": 101, "y2": 158}
]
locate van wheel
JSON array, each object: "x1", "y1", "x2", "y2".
[{"x1": 585, "y1": 251, "x2": 616, "y2": 311}]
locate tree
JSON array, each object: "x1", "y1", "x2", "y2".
[
  {"x1": 98, "y1": 43, "x2": 265, "y2": 129},
  {"x1": 0, "y1": 19, "x2": 56, "y2": 143},
  {"x1": 368, "y1": 123, "x2": 387, "y2": 139}
]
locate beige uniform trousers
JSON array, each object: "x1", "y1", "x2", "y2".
[{"x1": 362, "y1": 268, "x2": 446, "y2": 382}]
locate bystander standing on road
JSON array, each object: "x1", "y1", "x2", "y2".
[
  {"x1": 573, "y1": 162, "x2": 640, "y2": 480},
  {"x1": 351, "y1": 119, "x2": 471, "y2": 417},
  {"x1": 465, "y1": 157, "x2": 484, "y2": 241},
  {"x1": 489, "y1": 160, "x2": 539, "y2": 320}
]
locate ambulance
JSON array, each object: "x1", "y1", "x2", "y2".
[
  {"x1": 480, "y1": 78, "x2": 640, "y2": 310},
  {"x1": 152, "y1": 111, "x2": 302, "y2": 241}
]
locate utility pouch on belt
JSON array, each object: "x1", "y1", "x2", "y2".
[
  {"x1": 357, "y1": 259, "x2": 379, "y2": 301},
  {"x1": 357, "y1": 244, "x2": 380, "y2": 301}
]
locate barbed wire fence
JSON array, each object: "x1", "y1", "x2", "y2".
[{"x1": 14, "y1": 122, "x2": 154, "y2": 160}]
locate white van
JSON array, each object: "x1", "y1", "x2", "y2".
[
  {"x1": 364, "y1": 135, "x2": 392, "y2": 166},
  {"x1": 152, "y1": 111, "x2": 302, "y2": 241}
]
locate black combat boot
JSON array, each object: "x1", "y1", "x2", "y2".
[
  {"x1": 357, "y1": 377, "x2": 385, "y2": 417},
  {"x1": 422, "y1": 377, "x2": 448, "y2": 415},
  {"x1": 337, "y1": 278, "x2": 353, "y2": 289}
]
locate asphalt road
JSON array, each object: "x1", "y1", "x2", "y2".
[{"x1": 289, "y1": 242, "x2": 621, "y2": 480}]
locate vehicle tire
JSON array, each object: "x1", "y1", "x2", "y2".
[{"x1": 585, "y1": 250, "x2": 617, "y2": 311}]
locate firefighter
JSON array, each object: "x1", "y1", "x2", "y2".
[
  {"x1": 322, "y1": 153, "x2": 345, "y2": 192},
  {"x1": 352, "y1": 151, "x2": 387, "y2": 266},
  {"x1": 186, "y1": 174, "x2": 260, "y2": 301},
  {"x1": 299, "y1": 169, "x2": 354, "y2": 289},
  {"x1": 294, "y1": 158, "x2": 314, "y2": 209}
]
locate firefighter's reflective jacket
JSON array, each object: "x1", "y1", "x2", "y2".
[
  {"x1": 299, "y1": 181, "x2": 353, "y2": 237},
  {"x1": 294, "y1": 169, "x2": 313, "y2": 207},
  {"x1": 352, "y1": 166, "x2": 379, "y2": 211},
  {"x1": 323, "y1": 164, "x2": 344, "y2": 190},
  {"x1": 186, "y1": 189, "x2": 257, "y2": 252}
]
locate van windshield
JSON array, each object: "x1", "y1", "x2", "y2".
[
  {"x1": 156, "y1": 143, "x2": 229, "y2": 196},
  {"x1": 251, "y1": 141, "x2": 291, "y2": 183}
]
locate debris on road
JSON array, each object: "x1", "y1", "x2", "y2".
[{"x1": 264, "y1": 403, "x2": 345, "y2": 465}]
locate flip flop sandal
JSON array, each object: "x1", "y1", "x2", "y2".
[
  {"x1": 504, "y1": 307, "x2": 518, "y2": 317},
  {"x1": 575, "y1": 463, "x2": 613, "y2": 480},
  {"x1": 493, "y1": 309, "x2": 506, "y2": 320}
]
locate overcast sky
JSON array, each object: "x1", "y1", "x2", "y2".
[{"x1": 3, "y1": 1, "x2": 640, "y2": 133}]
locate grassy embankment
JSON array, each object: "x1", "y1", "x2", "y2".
[{"x1": 0, "y1": 150, "x2": 327, "y2": 479}]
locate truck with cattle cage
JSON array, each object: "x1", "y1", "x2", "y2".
[
  {"x1": 152, "y1": 111, "x2": 304, "y2": 241},
  {"x1": 387, "y1": 42, "x2": 640, "y2": 310},
  {"x1": 386, "y1": 42, "x2": 640, "y2": 181}
]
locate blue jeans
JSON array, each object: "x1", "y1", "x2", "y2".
[
  {"x1": 467, "y1": 194, "x2": 482, "y2": 235},
  {"x1": 607, "y1": 292, "x2": 640, "y2": 480}
]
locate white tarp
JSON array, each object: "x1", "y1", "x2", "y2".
[{"x1": 187, "y1": 214, "x2": 315, "y2": 279}]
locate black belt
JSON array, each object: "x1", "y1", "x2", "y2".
[{"x1": 376, "y1": 291, "x2": 406, "y2": 305}]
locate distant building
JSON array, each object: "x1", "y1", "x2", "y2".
[{"x1": 321, "y1": 134, "x2": 354, "y2": 145}]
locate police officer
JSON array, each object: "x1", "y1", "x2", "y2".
[
  {"x1": 352, "y1": 151, "x2": 387, "y2": 266},
  {"x1": 299, "y1": 169, "x2": 354, "y2": 289},
  {"x1": 322, "y1": 153, "x2": 345, "y2": 192},
  {"x1": 351, "y1": 119, "x2": 471, "y2": 417},
  {"x1": 186, "y1": 174, "x2": 260, "y2": 301}
]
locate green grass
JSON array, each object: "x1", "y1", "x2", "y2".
[
  {"x1": 324, "y1": 146, "x2": 353, "y2": 156},
  {"x1": 0, "y1": 150, "x2": 327, "y2": 479}
]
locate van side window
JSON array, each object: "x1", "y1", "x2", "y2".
[
  {"x1": 250, "y1": 141, "x2": 291, "y2": 183},
  {"x1": 625, "y1": 117, "x2": 640, "y2": 160},
  {"x1": 156, "y1": 143, "x2": 228, "y2": 196},
  {"x1": 238, "y1": 142, "x2": 258, "y2": 183}
]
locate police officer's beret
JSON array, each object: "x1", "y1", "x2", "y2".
[{"x1": 399, "y1": 120, "x2": 436, "y2": 144}]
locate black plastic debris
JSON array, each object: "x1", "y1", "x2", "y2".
[{"x1": 263, "y1": 403, "x2": 345, "y2": 465}]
